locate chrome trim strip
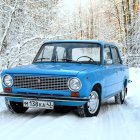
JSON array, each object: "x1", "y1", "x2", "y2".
[{"x1": 0, "y1": 92, "x2": 89, "y2": 102}]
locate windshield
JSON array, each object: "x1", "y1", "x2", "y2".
[{"x1": 33, "y1": 43, "x2": 101, "y2": 64}]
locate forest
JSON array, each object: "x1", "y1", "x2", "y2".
[
  {"x1": 0, "y1": 1, "x2": 140, "y2": 139},
  {"x1": 0, "y1": 0, "x2": 139, "y2": 68}
]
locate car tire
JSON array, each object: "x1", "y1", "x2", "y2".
[
  {"x1": 115, "y1": 87, "x2": 126, "y2": 104},
  {"x1": 5, "y1": 98, "x2": 28, "y2": 113},
  {"x1": 77, "y1": 88, "x2": 101, "y2": 117}
]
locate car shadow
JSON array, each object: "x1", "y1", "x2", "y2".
[{"x1": 0, "y1": 98, "x2": 129, "y2": 119}]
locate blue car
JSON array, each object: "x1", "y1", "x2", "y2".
[{"x1": 0, "y1": 40, "x2": 129, "y2": 117}]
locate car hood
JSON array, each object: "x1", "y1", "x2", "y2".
[{"x1": 4, "y1": 63, "x2": 99, "y2": 76}]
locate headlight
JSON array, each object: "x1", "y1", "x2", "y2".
[
  {"x1": 68, "y1": 78, "x2": 82, "y2": 91},
  {"x1": 2, "y1": 74, "x2": 13, "y2": 87}
]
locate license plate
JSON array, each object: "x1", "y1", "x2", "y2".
[{"x1": 23, "y1": 99, "x2": 54, "y2": 109}]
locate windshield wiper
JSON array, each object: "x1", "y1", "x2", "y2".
[
  {"x1": 34, "y1": 58, "x2": 50, "y2": 62},
  {"x1": 59, "y1": 58, "x2": 82, "y2": 64},
  {"x1": 61, "y1": 58, "x2": 98, "y2": 64},
  {"x1": 34, "y1": 58, "x2": 81, "y2": 64}
]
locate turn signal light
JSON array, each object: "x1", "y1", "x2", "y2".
[
  {"x1": 71, "y1": 92, "x2": 79, "y2": 97},
  {"x1": 4, "y1": 87, "x2": 12, "y2": 93}
]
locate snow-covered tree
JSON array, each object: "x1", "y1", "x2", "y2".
[
  {"x1": 0, "y1": 0, "x2": 61, "y2": 68},
  {"x1": 0, "y1": 0, "x2": 140, "y2": 68}
]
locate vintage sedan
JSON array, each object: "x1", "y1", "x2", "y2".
[{"x1": 0, "y1": 40, "x2": 129, "y2": 117}]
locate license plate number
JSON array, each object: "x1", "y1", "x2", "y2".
[{"x1": 23, "y1": 99, "x2": 54, "y2": 109}]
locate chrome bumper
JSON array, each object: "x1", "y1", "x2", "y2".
[{"x1": 0, "y1": 92, "x2": 89, "y2": 102}]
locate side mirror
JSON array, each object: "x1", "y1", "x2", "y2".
[{"x1": 104, "y1": 59, "x2": 113, "y2": 65}]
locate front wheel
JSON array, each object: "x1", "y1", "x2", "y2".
[
  {"x1": 77, "y1": 90, "x2": 101, "y2": 117},
  {"x1": 5, "y1": 98, "x2": 28, "y2": 113}
]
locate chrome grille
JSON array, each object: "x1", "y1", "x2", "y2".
[{"x1": 13, "y1": 75, "x2": 69, "y2": 90}]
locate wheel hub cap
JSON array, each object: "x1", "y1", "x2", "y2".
[{"x1": 87, "y1": 91, "x2": 99, "y2": 114}]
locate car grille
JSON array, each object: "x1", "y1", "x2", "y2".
[{"x1": 13, "y1": 75, "x2": 69, "y2": 91}]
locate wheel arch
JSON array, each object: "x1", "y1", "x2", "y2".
[
  {"x1": 92, "y1": 83, "x2": 102, "y2": 96},
  {"x1": 123, "y1": 78, "x2": 128, "y2": 95},
  {"x1": 123, "y1": 78, "x2": 128, "y2": 88}
]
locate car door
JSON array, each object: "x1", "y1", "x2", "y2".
[
  {"x1": 102, "y1": 45, "x2": 117, "y2": 99},
  {"x1": 111, "y1": 46, "x2": 123, "y2": 92}
]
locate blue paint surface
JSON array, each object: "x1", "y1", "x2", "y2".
[{"x1": 1, "y1": 40, "x2": 129, "y2": 106}]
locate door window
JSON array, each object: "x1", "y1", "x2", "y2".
[
  {"x1": 111, "y1": 47, "x2": 121, "y2": 64},
  {"x1": 104, "y1": 45, "x2": 112, "y2": 65},
  {"x1": 104, "y1": 46, "x2": 112, "y2": 60}
]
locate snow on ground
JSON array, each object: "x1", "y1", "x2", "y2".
[{"x1": 0, "y1": 68, "x2": 140, "y2": 140}]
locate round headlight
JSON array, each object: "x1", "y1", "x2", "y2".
[
  {"x1": 2, "y1": 74, "x2": 13, "y2": 87},
  {"x1": 68, "y1": 78, "x2": 82, "y2": 91}
]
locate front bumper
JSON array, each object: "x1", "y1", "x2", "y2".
[{"x1": 0, "y1": 92, "x2": 89, "y2": 102}]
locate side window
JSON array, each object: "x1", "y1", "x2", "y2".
[
  {"x1": 104, "y1": 45, "x2": 112, "y2": 60},
  {"x1": 111, "y1": 47, "x2": 121, "y2": 64}
]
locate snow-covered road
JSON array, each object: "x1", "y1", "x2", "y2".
[{"x1": 0, "y1": 68, "x2": 140, "y2": 140}]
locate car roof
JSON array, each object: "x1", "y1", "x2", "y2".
[{"x1": 47, "y1": 40, "x2": 115, "y2": 46}]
